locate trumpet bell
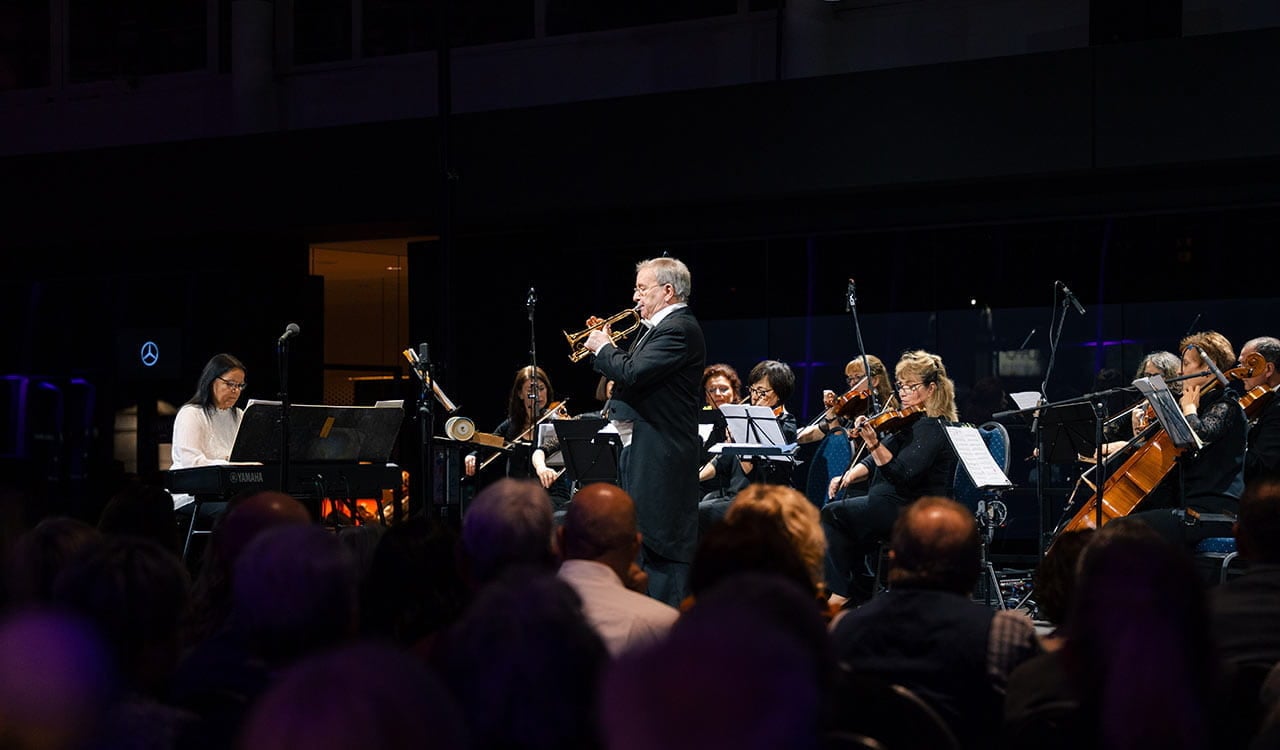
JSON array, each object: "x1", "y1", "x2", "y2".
[{"x1": 565, "y1": 308, "x2": 642, "y2": 362}]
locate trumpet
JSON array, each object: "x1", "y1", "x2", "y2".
[{"x1": 564, "y1": 308, "x2": 643, "y2": 363}]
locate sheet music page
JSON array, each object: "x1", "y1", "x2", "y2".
[
  {"x1": 1133, "y1": 376, "x2": 1204, "y2": 451},
  {"x1": 698, "y1": 423, "x2": 715, "y2": 443},
  {"x1": 1009, "y1": 392, "x2": 1042, "y2": 411},
  {"x1": 944, "y1": 425, "x2": 1013, "y2": 489}
]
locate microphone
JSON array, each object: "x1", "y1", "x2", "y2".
[
  {"x1": 1056, "y1": 282, "x2": 1086, "y2": 316},
  {"x1": 1192, "y1": 344, "x2": 1230, "y2": 387},
  {"x1": 527, "y1": 287, "x2": 536, "y2": 309},
  {"x1": 418, "y1": 343, "x2": 429, "y2": 367},
  {"x1": 278, "y1": 322, "x2": 300, "y2": 344},
  {"x1": 845, "y1": 279, "x2": 856, "y2": 312}
]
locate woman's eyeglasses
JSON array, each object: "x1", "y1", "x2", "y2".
[
  {"x1": 895, "y1": 382, "x2": 927, "y2": 394},
  {"x1": 749, "y1": 386, "x2": 774, "y2": 398},
  {"x1": 217, "y1": 377, "x2": 248, "y2": 392}
]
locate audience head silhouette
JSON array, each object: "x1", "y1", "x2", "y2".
[
  {"x1": 240, "y1": 641, "x2": 467, "y2": 750},
  {"x1": 461, "y1": 477, "x2": 556, "y2": 585},
  {"x1": 888, "y1": 495, "x2": 980, "y2": 595}
]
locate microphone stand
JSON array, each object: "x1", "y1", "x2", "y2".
[
  {"x1": 277, "y1": 336, "x2": 291, "y2": 495},
  {"x1": 1030, "y1": 285, "x2": 1072, "y2": 560},
  {"x1": 846, "y1": 280, "x2": 880, "y2": 415},
  {"x1": 416, "y1": 343, "x2": 436, "y2": 521},
  {"x1": 526, "y1": 287, "x2": 538, "y2": 478},
  {"x1": 829, "y1": 280, "x2": 877, "y2": 505}
]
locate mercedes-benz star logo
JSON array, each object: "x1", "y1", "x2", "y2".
[{"x1": 140, "y1": 340, "x2": 160, "y2": 368}]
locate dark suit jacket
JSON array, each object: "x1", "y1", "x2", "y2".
[{"x1": 592, "y1": 306, "x2": 706, "y2": 561}]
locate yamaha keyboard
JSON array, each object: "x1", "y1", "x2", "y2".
[{"x1": 165, "y1": 462, "x2": 402, "y2": 500}]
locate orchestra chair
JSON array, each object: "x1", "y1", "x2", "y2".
[
  {"x1": 805, "y1": 427, "x2": 852, "y2": 510},
  {"x1": 951, "y1": 421, "x2": 1011, "y2": 608},
  {"x1": 1192, "y1": 536, "x2": 1243, "y2": 585},
  {"x1": 823, "y1": 665, "x2": 960, "y2": 750}
]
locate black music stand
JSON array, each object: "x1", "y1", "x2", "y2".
[
  {"x1": 553, "y1": 418, "x2": 621, "y2": 487},
  {"x1": 229, "y1": 400, "x2": 404, "y2": 523},
  {"x1": 231, "y1": 400, "x2": 404, "y2": 464},
  {"x1": 1038, "y1": 401, "x2": 1099, "y2": 465}
]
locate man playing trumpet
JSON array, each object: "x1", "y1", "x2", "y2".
[{"x1": 579, "y1": 256, "x2": 706, "y2": 607}]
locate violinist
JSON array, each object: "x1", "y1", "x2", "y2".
[
  {"x1": 697, "y1": 360, "x2": 798, "y2": 533},
  {"x1": 796, "y1": 354, "x2": 894, "y2": 446},
  {"x1": 697, "y1": 363, "x2": 746, "y2": 503},
  {"x1": 1128, "y1": 331, "x2": 1247, "y2": 549},
  {"x1": 1238, "y1": 336, "x2": 1280, "y2": 485},
  {"x1": 820, "y1": 350, "x2": 960, "y2": 605},
  {"x1": 1090, "y1": 351, "x2": 1182, "y2": 462},
  {"x1": 463, "y1": 365, "x2": 573, "y2": 510}
]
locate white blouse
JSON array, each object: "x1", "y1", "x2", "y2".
[{"x1": 170, "y1": 403, "x2": 243, "y2": 509}]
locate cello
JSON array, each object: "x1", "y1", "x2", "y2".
[{"x1": 1054, "y1": 352, "x2": 1268, "y2": 537}]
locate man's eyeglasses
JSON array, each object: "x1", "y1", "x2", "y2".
[
  {"x1": 895, "y1": 382, "x2": 927, "y2": 394},
  {"x1": 634, "y1": 283, "x2": 669, "y2": 295},
  {"x1": 217, "y1": 377, "x2": 248, "y2": 392},
  {"x1": 749, "y1": 386, "x2": 774, "y2": 398}
]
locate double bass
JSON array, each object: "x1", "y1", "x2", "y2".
[{"x1": 1054, "y1": 352, "x2": 1268, "y2": 537}]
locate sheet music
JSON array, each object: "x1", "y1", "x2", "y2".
[
  {"x1": 1133, "y1": 376, "x2": 1204, "y2": 451},
  {"x1": 713, "y1": 403, "x2": 798, "y2": 462},
  {"x1": 1009, "y1": 392, "x2": 1042, "y2": 411},
  {"x1": 697, "y1": 423, "x2": 715, "y2": 443},
  {"x1": 944, "y1": 425, "x2": 1013, "y2": 489}
]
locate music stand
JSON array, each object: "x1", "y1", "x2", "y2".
[
  {"x1": 712, "y1": 404, "x2": 799, "y2": 462},
  {"x1": 553, "y1": 418, "x2": 621, "y2": 486},
  {"x1": 1038, "y1": 401, "x2": 1099, "y2": 465},
  {"x1": 231, "y1": 400, "x2": 404, "y2": 463}
]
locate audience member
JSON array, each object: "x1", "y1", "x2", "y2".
[
  {"x1": 556, "y1": 482, "x2": 679, "y2": 657},
  {"x1": 3, "y1": 516, "x2": 102, "y2": 610},
  {"x1": 1032, "y1": 528, "x2": 1094, "y2": 651},
  {"x1": 238, "y1": 641, "x2": 467, "y2": 750},
  {"x1": 52, "y1": 536, "x2": 198, "y2": 749},
  {"x1": 725, "y1": 483, "x2": 828, "y2": 600},
  {"x1": 1004, "y1": 520, "x2": 1237, "y2": 750},
  {"x1": 430, "y1": 568, "x2": 609, "y2": 750},
  {"x1": 170, "y1": 523, "x2": 360, "y2": 750},
  {"x1": 0, "y1": 607, "x2": 119, "y2": 750},
  {"x1": 600, "y1": 572, "x2": 825, "y2": 750},
  {"x1": 830, "y1": 496, "x2": 1039, "y2": 749},
  {"x1": 459, "y1": 477, "x2": 557, "y2": 588},
  {"x1": 359, "y1": 516, "x2": 469, "y2": 653},
  {"x1": 184, "y1": 490, "x2": 312, "y2": 645},
  {"x1": 97, "y1": 479, "x2": 181, "y2": 557},
  {"x1": 1209, "y1": 477, "x2": 1280, "y2": 667}
]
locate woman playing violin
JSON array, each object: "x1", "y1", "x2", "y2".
[
  {"x1": 796, "y1": 354, "x2": 894, "y2": 446},
  {"x1": 697, "y1": 360, "x2": 799, "y2": 534},
  {"x1": 463, "y1": 365, "x2": 573, "y2": 510},
  {"x1": 1239, "y1": 336, "x2": 1280, "y2": 485},
  {"x1": 697, "y1": 363, "x2": 746, "y2": 502},
  {"x1": 821, "y1": 350, "x2": 960, "y2": 605},
  {"x1": 1127, "y1": 331, "x2": 1247, "y2": 549}
]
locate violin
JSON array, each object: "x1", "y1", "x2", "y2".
[
  {"x1": 863, "y1": 404, "x2": 926, "y2": 434},
  {"x1": 1240, "y1": 384, "x2": 1277, "y2": 420},
  {"x1": 828, "y1": 385, "x2": 872, "y2": 420}
]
